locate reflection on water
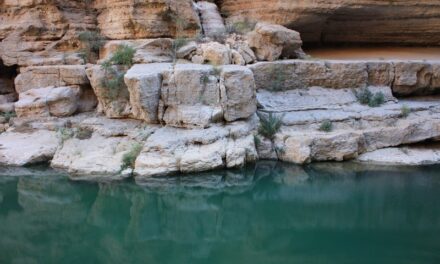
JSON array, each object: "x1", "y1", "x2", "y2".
[{"x1": 0, "y1": 162, "x2": 440, "y2": 264}]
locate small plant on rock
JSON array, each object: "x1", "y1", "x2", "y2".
[
  {"x1": 319, "y1": 120, "x2": 333, "y2": 132},
  {"x1": 100, "y1": 44, "x2": 135, "y2": 99},
  {"x1": 57, "y1": 127, "x2": 74, "y2": 144},
  {"x1": 368, "y1": 92, "x2": 385, "y2": 107},
  {"x1": 258, "y1": 112, "x2": 283, "y2": 140},
  {"x1": 1, "y1": 111, "x2": 16, "y2": 122},
  {"x1": 78, "y1": 30, "x2": 105, "y2": 63},
  {"x1": 109, "y1": 45, "x2": 135, "y2": 67},
  {"x1": 400, "y1": 104, "x2": 411, "y2": 118},
  {"x1": 121, "y1": 143, "x2": 143, "y2": 171},
  {"x1": 355, "y1": 88, "x2": 385, "y2": 108}
]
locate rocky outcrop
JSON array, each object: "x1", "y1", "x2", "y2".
[
  {"x1": 218, "y1": 0, "x2": 440, "y2": 45},
  {"x1": 196, "y1": 1, "x2": 226, "y2": 37},
  {"x1": 249, "y1": 60, "x2": 440, "y2": 96},
  {"x1": 15, "y1": 86, "x2": 80, "y2": 118},
  {"x1": 124, "y1": 63, "x2": 256, "y2": 127},
  {"x1": 0, "y1": 130, "x2": 59, "y2": 166},
  {"x1": 86, "y1": 65, "x2": 132, "y2": 118},
  {"x1": 96, "y1": 0, "x2": 201, "y2": 40},
  {"x1": 247, "y1": 23, "x2": 303, "y2": 61},
  {"x1": 134, "y1": 118, "x2": 258, "y2": 179},
  {"x1": 15, "y1": 66, "x2": 89, "y2": 93}
]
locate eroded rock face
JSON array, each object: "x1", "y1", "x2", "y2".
[
  {"x1": 15, "y1": 86, "x2": 80, "y2": 118},
  {"x1": 15, "y1": 65, "x2": 89, "y2": 93},
  {"x1": 51, "y1": 134, "x2": 137, "y2": 179},
  {"x1": 95, "y1": 0, "x2": 201, "y2": 40},
  {"x1": 249, "y1": 60, "x2": 440, "y2": 95},
  {"x1": 247, "y1": 23, "x2": 303, "y2": 61},
  {"x1": 86, "y1": 65, "x2": 132, "y2": 118},
  {"x1": 0, "y1": 130, "x2": 59, "y2": 166},
  {"x1": 357, "y1": 143, "x2": 440, "y2": 165},
  {"x1": 134, "y1": 119, "x2": 258, "y2": 179},
  {"x1": 0, "y1": 1, "x2": 95, "y2": 66},
  {"x1": 124, "y1": 63, "x2": 256, "y2": 127},
  {"x1": 219, "y1": 0, "x2": 440, "y2": 45}
]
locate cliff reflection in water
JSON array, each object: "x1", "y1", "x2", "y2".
[{"x1": 1, "y1": 162, "x2": 440, "y2": 264}]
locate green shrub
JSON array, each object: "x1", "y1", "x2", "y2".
[
  {"x1": 355, "y1": 88, "x2": 385, "y2": 107},
  {"x1": 57, "y1": 127, "x2": 74, "y2": 144},
  {"x1": 75, "y1": 127, "x2": 93, "y2": 140},
  {"x1": 258, "y1": 112, "x2": 283, "y2": 140},
  {"x1": 368, "y1": 92, "x2": 385, "y2": 107},
  {"x1": 355, "y1": 88, "x2": 373, "y2": 105},
  {"x1": 109, "y1": 45, "x2": 135, "y2": 66},
  {"x1": 401, "y1": 104, "x2": 411, "y2": 118},
  {"x1": 101, "y1": 70, "x2": 125, "y2": 99},
  {"x1": 1, "y1": 111, "x2": 16, "y2": 122},
  {"x1": 319, "y1": 120, "x2": 333, "y2": 132},
  {"x1": 253, "y1": 135, "x2": 261, "y2": 147},
  {"x1": 121, "y1": 143, "x2": 143, "y2": 171},
  {"x1": 78, "y1": 31, "x2": 105, "y2": 63}
]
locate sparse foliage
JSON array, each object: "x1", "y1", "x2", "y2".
[
  {"x1": 355, "y1": 88, "x2": 385, "y2": 107},
  {"x1": 109, "y1": 45, "x2": 135, "y2": 67},
  {"x1": 258, "y1": 112, "x2": 283, "y2": 140},
  {"x1": 1, "y1": 111, "x2": 16, "y2": 122},
  {"x1": 401, "y1": 104, "x2": 411, "y2": 118},
  {"x1": 78, "y1": 31, "x2": 105, "y2": 63},
  {"x1": 319, "y1": 120, "x2": 333, "y2": 132},
  {"x1": 121, "y1": 143, "x2": 143, "y2": 171}
]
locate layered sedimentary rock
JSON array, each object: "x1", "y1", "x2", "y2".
[
  {"x1": 95, "y1": 0, "x2": 201, "y2": 40},
  {"x1": 0, "y1": 0, "x2": 200, "y2": 67},
  {"x1": 124, "y1": 63, "x2": 256, "y2": 127},
  {"x1": 249, "y1": 60, "x2": 440, "y2": 96},
  {"x1": 0, "y1": 0, "x2": 95, "y2": 66},
  {"x1": 134, "y1": 119, "x2": 258, "y2": 179},
  {"x1": 218, "y1": 0, "x2": 440, "y2": 45}
]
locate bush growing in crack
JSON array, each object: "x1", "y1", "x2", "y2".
[
  {"x1": 257, "y1": 112, "x2": 283, "y2": 140},
  {"x1": 355, "y1": 88, "x2": 385, "y2": 107},
  {"x1": 401, "y1": 104, "x2": 411, "y2": 118},
  {"x1": 100, "y1": 45, "x2": 135, "y2": 99},
  {"x1": 319, "y1": 120, "x2": 333, "y2": 132},
  {"x1": 121, "y1": 143, "x2": 143, "y2": 171},
  {"x1": 78, "y1": 30, "x2": 105, "y2": 63}
]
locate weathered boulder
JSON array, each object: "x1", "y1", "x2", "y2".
[
  {"x1": 0, "y1": 130, "x2": 59, "y2": 166},
  {"x1": 200, "y1": 42, "x2": 231, "y2": 65},
  {"x1": 125, "y1": 63, "x2": 256, "y2": 128},
  {"x1": 51, "y1": 133, "x2": 138, "y2": 179},
  {"x1": 15, "y1": 65, "x2": 89, "y2": 93},
  {"x1": 221, "y1": 65, "x2": 257, "y2": 121},
  {"x1": 86, "y1": 65, "x2": 132, "y2": 118},
  {"x1": 392, "y1": 61, "x2": 440, "y2": 96},
  {"x1": 247, "y1": 23, "x2": 303, "y2": 61},
  {"x1": 14, "y1": 86, "x2": 80, "y2": 118},
  {"x1": 124, "y1": 63, "x2": 171, "y2": 123}
]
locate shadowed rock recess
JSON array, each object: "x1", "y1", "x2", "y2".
[{"x1": 1, "y1": 0, "x2": 440, "y2": 180}]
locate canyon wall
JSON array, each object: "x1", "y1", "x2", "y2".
[{"x1": 218, "y1": 0, "x2": 440, "y2": 45}]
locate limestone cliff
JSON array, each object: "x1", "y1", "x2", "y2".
[
  {"x1": 1, "y1": 0, "x2": 440, "y2": 180},
  {"x1": 218, "y1": 0, "x2": 440, "y2": 45}
]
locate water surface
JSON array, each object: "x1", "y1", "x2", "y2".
[{"x1": 0, "y1": 162, "x2": 440, "y2": 264}]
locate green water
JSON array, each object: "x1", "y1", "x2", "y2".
[{"x1": 0, "y1": 162, "x2": 440, "y2": 264}]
